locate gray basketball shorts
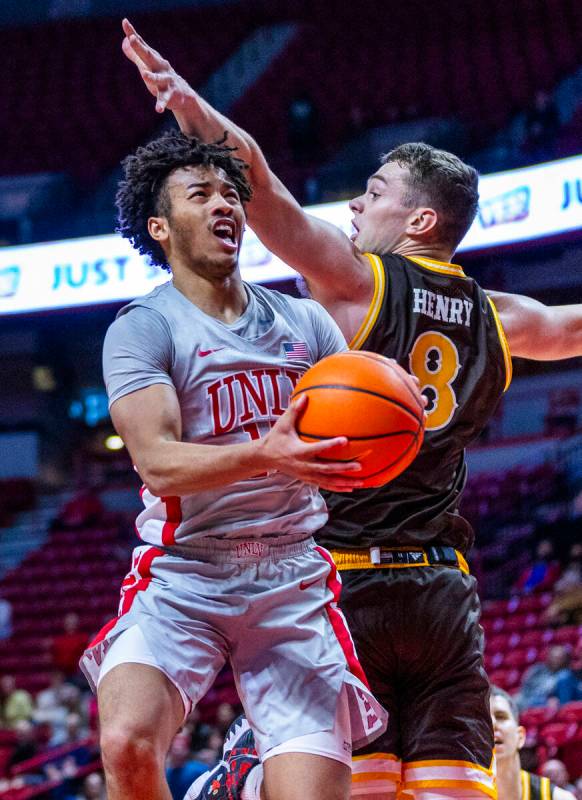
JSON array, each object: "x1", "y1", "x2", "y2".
[{"x1": 80, "y1": 537, "x2": 387, "y2": 755}]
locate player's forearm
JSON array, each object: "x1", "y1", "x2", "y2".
[
  {"x1": 137, "y1": 439, "x2": 273, "y2": 496},
  {"x1": 173, "y1": 88, "x2": 267, "y2": 182}
]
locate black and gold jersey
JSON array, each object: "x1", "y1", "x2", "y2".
[
  {"x1": 318, "y1": 251, "x2": 511, "y2": 554},
  {"x1": 520, "y1": 769, "x2": 555, "y2": 800}
]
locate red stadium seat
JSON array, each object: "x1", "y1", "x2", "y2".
[
  {"x1": 520, "y1": 629, "x2": 554, "y2": 648},
  {"x1": 520, "y1": 706, "x2": 557, "y2": 728},
  {"x1": 539, "y1": 722, "x2": 579, "y2": 747},
  {"x1": 489, "y1": 668, "x2": 521, "y2": 691},
  {"x1": 556, "y1": 702, "x2": 582, "y2": 724},
  {"x1": 553, "y1": 626, "x2": 581, "y2": 646},
  {"x1": 501, "y1": 648, "x2": 539, "y2": 669}
]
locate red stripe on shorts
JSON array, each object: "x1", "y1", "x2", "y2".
[
  {"x1": 315, "y1": 545, "x2": 370, "y2": 689},
  {"x1": 88, "y1": 546, "x2": 164, "y2": 648},
  {"x1": 119, "y1": 546, "x2": 164, "y2": 615},
  {"x1": 161, "y1": 495, "x2": 182, "y2": 545}
]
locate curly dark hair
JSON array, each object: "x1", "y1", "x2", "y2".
[{"x1": 116, "y1": 130, "x2": 252, "y2": 272}]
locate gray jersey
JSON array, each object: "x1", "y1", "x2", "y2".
[{"x1": 103, "y1": 280, "x2": 346, "y2": 549}]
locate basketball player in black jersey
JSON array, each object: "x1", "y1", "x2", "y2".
[
  {"x1": 490, "y1": 687, "x2": 575, "y2": 800},
  {"x1": 122, "y1": 21, "x2": 582, "y2": 800}
]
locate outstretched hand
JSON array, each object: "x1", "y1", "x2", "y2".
[{"x1": 121, "y1": 18, "x2": 194, "y2": 114}]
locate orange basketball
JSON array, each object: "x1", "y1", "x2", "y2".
[{"x1": 291, "y1": 351, "x2": 425, "y2": 488}]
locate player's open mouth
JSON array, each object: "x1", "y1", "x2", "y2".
[
  {"x1": 350, "y1": 221, "x2": 359, "y2": 242},
  {"x1": 211, "y1": 219, "x2": 238, "y2": 252}
]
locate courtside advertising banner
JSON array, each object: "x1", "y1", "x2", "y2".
[{"x1": 1, "y1": 154, "x2": 581, "y2": 315}]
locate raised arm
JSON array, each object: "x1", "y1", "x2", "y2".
[
  {"x1": 110, "y1": 384, "x2": 363, "y2": 496},
  {"x1": 121, "y1": 19, "x2": 372, "y2": 313},
  {"x1": 489, "y1": 291, "x2": 582, "y2": 360}
]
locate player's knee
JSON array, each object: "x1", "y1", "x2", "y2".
[{"x1": 100, "y1": 724, "x2": 162, "y2": 778}]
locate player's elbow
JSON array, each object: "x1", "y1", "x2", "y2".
[{"x1": 137, "y1": 458, "x2": 176, "y2": 498}]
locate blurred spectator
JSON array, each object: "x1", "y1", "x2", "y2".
[
  {"x1": 215, "y1": 703, "x2": 236, "y2": 736},
  {"x1": 516, "y1": 646, "x2": 574, "y2": 709},
  {"x1": 52, "y1": 613, "x2": 89, "y2": 682},
  {"x1": 545, "y1": 544, "x2": 582, "y2": 627},
  {"x1": 57, "y1": 711, "x2": 90, "y2": 747},
  {"x1": 193, "y1": 727, "x2": 224, "y2": 767},
  {"x1": 6, "y1": 720, "x2": 38, "y2": 768},
  {"x1": 185, "y1": 707, "x2": 213, "y2": 753},
  {"x1": 575, "y1": 776, "x2": 582, "y2": 800},
  {"x1": 287, "y1": 92, "x2": 320, "y2": 164},
  {"x1": 34, "y1": 670, "x2": 68, "y2": 724},
  {"x1": 165, "y1": 732, "x2": 207, "y2": 800},
  {"x1": 0, "y1": 591, "x2": 12, "y2": 639},
  {"x1": 0, "y1": 675, "x2": 34, "y2": 727},
  {"x1": 74, "y1": 771, "x2": 107, "y2": 800},
  {"x1": 52, "y1": 485, "x2": 103, "y2": 530},
  {"x1": 554, "y1": 643, "x2": 582, "y2": 703},
  {"x1": 44, "y1": 717, "x2": 95, "y2": 798},
  {"x1": 44, "y1": 684, "x2": 88, "y2": 747},
  {"x1": 540, "y1": 760, "x2": 577, "y2": 794},
  {"x1": 555, "y1": 544, "x2": 582, "y2": 593},
  {"x1": 513, "y1": 539, "x2": 561, "y2": 595},
  {"x1": 523, "y1": 89, "x2": 559, "y2": 163}
]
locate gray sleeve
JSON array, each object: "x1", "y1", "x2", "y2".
[
  {"x1": 102, "y1": 306, "x2": 174, "y2": 408},
  {"x1": 305, "y1": 300, "x2": 348, "y2": 360}
]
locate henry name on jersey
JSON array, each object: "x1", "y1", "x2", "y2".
[{"x1": 412, "y1": 288, "x2": 474, "y2": 327}]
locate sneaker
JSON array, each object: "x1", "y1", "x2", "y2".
[{"x1": 184, "y1": 716, "x2": 259, "y2": 800}]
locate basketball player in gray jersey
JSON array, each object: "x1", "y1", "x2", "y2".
[{"x1": 80, "y1": 132, "x2": 387, "y2": 800}]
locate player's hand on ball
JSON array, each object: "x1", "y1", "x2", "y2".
[
  {"x1": 260, "y1": 396, "x2": 364, "y2": 492},
  {"x1": 122, "y1": 19, "x2": 194, "y2": 114}
]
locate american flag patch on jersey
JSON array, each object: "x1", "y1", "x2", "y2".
[{"x1": 283, "y1": 341, "x2": 309, "y2": 360}]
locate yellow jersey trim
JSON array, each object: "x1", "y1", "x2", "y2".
[
  {"x1": 406, "y1": 255, "x2": 467, "y2": 278},
  {"x1": 541, "y1": 776, "x2": 552, "y2": 800},
  {"x1": 487, "y1": 296, "x2": 513, "y2": 392},
  {"x1": 348, "y1": 253, "x2": 386, "y2": 351},
  {"x1": 329, "y1": 548, "x2": 470, "y2": 576},
  {"x1": 521, "y1": 771, "x2": 531, "y2": 800},
  {"x1": 352, "y1": 772, "x2": 397, "y2": 783},
  {"x1": 404, "y1": 779, "x2": 497, "y2": 799}
]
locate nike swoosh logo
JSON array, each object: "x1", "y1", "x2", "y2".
[
  {"x1": 199, "y1": 348, "x2": 225, "y2": 357},
  {"x1": 299, "y1": 577, "x2": 321, "y2": 591}
]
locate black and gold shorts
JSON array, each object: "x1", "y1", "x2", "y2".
[{"x1": 332, "y1": 548, "x2": 495, "y2": 798}]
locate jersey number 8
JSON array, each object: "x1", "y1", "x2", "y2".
[{"x1": 409, "y1": 332, "x2": 460, "y2": 431}]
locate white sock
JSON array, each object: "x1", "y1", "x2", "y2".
[{"x1": 241, "y1": 763, "x2": 263, "y2": 800}]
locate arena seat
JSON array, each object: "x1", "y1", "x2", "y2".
[
  {"x1": 539, "y1": 721, "x2": 580, "y2": 747},
  {"x1": 231, "y1": 0, "x2": 582, "y2": 177},
  {"x1": 520, "y1": 629, "x2": 556, "y2": 648},
  {"x1": 489, "y1": 668, "x2": 521, "y2": 691},
  {"x1": 553, "y1": 625, "x2": 581, "y2": 645},
  {"x1": 1, "y1": 7, "x2": 257, "y2": 181},
  {"x1": 521, "y1": 706, "x2": 557, "y2": 728},
  {"x1": 0, "y1": 516, "x2": 129, "y2": 692},
  {"x1": 502, "y1": 647, "x2": 540, "y2": 670},
  {"x1": 556, "y1": 702, "x2": 582, "y2": 724}
]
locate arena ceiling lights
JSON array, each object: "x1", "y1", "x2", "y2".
[{"x1": 1, "y1": 153, "x2": 581, "y2": 315}]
